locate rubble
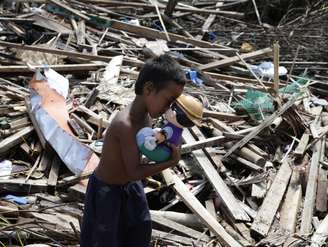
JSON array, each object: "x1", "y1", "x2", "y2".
[{"x1": 1, "y1": 0, "x2": 328, "y2": 246}]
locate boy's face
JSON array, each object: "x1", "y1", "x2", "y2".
[{"x1": 145, "y1": 81, "x2": 184, "y2": 118}]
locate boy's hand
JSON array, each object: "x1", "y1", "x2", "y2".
[{"x1": 167, "y1": 143, "x2": 181, "y2": 166}]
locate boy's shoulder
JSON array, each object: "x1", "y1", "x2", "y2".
[
  {"x1": 109, "y1": 106, "x2": 150, "y2": 137},
  {"x1": 111, "y1": 110, "x2": 131, "y2": 129}
]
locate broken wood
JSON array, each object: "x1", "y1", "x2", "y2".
[
  {"x1": 198, "y1": 47, "x2": 272, "y2": 71},
  {"x1": 181, "y1": 135, "x2": 225, "y2": 154},
  {"x1": 310, "y1": 214, "x2": 328, "y2": 247},
  {"x1": 183, "y1": 129, "x2": 250, "y2": 222},
  {"x1": 294, "y1": 133, "x2": 310, "y2": 157},
  {"x1": 49, "y1": 0, "x2": 90, "y2": 20},
  {"x1": 150, "y1": 210, "x2": 203, "y2": 229},
  {"x1": 48, "y1": 154, "x2": 61, "y2": 187},
  {"x1": 0, "y1": 126, "x2": 34, "y2": 153},
  {"x1": 300, "y1": 139, "x2": 322, "y2": 235},
  {"x1": 77, "y1": 0, "x2": 245, "y2": 17},
  {"x1": 316, "y1": 138, "x2": 327, "y2": 213},
  {"x1": 223, "y1": 95, "x2": 300, "y2": 159},
  {"x1": 151, "y1": 214, "x2": 210, "y2": 242},
  {"x1": 273, "y1": 42, "x2": 280, "y2": 95},
  {"x1": 161, "y1": 168, "x2": 243, "y2": 247},
  {"x1": 280, "y1": 170, "x2": 302, "y2": 233},
  {"x1": 251, "y1": 159, "x2": 292, "y2": 237}
]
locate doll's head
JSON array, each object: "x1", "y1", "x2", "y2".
[{"x1": 164, "y1": 94, "x2": 203, "y2": 128}]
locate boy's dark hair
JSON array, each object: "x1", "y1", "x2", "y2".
[{"x1": 135, "y1": 54, "x2": 186, "y2": 95}]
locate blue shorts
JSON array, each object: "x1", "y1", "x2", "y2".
[{"x1": 80, "y1": 174, "x2": 152, "y2": 247}]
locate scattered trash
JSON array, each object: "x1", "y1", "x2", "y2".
[
  {"x1": 0, "y1": 160, "x2": 12, "y2": 180},
  {"x1": 250, "y1": 61, "x2": 288, "y2": 78},
  {"x1": 3, "y1": 195, "x2": 28, "y2": 205},
  {"x1": 185, "y1": 69, "x2": 204, "y2": 86}
]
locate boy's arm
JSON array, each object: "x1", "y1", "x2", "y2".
[{"x1": 119, "y1": 123, "x2": 180, "y2": 181}]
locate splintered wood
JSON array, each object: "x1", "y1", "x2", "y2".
[{"x1": 251, "y1": 160, "x2": 292, "y2": 237}]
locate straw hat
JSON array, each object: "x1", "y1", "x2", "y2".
[{"x1": 176, "y1": 94, "x2": 203, "y2": 126}]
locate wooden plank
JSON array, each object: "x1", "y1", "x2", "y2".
[
  {"x1": 97, "y1": 55, "x2": 123, "y2": 102},
  {"x1": 84, "y1": 88, "x2": 99, "y2": 108},
  {"x1": 251, "y1": 183, "x2": 266, "y2": 199},
  {"x1": 77, "y1": 105, "x2": 110, "y2": 128},
  {"x1": 76, "y1": 20, "x2": 86, "y2": 45},
  {"x1": 152, "y1": 229, "x2": 197, "y2": 246},
  {"x1": 201, "y1": 13, "x2": 216, "y2": 33},
  {"x1": 300, "y1": 139, "x2": 322, "y2": 235},
  {"x1": 68, "y1": 118, "x2": 86, "y2": 138},
  {"x1": 210, "y1": 118, "x2": 235, "y2": 133},
  {"x1": 198, "y1": 48, "x2": 272, "y2": 71},
  {"x1": 31, "y1": 212, "x2": 80, "y2": 231},
  {"x1": 0, "y1": 17, "x2": 35, "y2": 22},
  {"x1": 49, "y1": 0, "x2": 90, "y2": 20},
  {"x1": 77, "y1": 0, "x2": 244, "y2": 17},
  {"x1": 312, "y1": 217, "x2": 321, "y2": 230},
  {"x1": 9, "y1": 116, "x2": 30, "y2": 130},
  {"x1": 0, "y1": 40, "x2": 111, "y2": 62},
  {"x1": 238, "y1": 146, "x2": 265, "y2": 166},
  {"x1": 316, "y1": 165, "x2": 327, "y2": 213},
  {"x1": 206, "y1": 72, "x2": 267, "y2": 85},
  {"x1": 151, "y1": 214, "x2": 210, "y2": 242},
  {"x1": 316, "y1": 138, "x2": 327, "y2": 213},
  {"x1": 223, "y1": 95, "x2": 299, "y2": 159},
  {"x1": 310, "y1": 122, "x2": 320, "y2": 139},
  {"x1": 161, "y1": 169, "x2": 243, "y2": 247},
  {"x1": 251, "y1": 159, "x2": 292, "y2": 237},
  {"x1": 273, "y1": 42, "x2": 280, "y2": 95},
  {"x1": 231, "y1": 154, "x2": 263, "y2": 171},
  {"x1": 0, "y1": 41, "x2": 143, "y2": 68},
  {"x1": 181, "y1": 135, "x2": 225, "y2": 154},
  {"x1": 70, "y1": 113, "x2": 95, "y2": 136},
  {"x1": 221, "y1": 220, "x2": 252, "y2": 247},
  {"x1": 164, "y1": 0, "x2": 178, "y2": 16},
  {"x1": 0, "y1": 78, "x2": 29, "y2": 93},
  {"x1": 0, "y1": 64, "x2": 105, "y2": 74},
  {"x1": 25, "y1": 97, "x2": 47, "y2": 148},
  {"x1": 225, "y1": 141, "x2": 266, "y2": 167},
  {"x1": 109, "y1": 19, "x2": 227, "y2": 49},
  {"x1": 68, "y1": 183, "x2": 86, "y2": 200},
  {"x1": 203, "y1": 110, "x2": 245, "y2": 121},
  {"x1": 150, "y1": 210, "x2": 203, "y2": 229},
  {"x1": 48, "y1": 154, "x2": 61, "y2": 187},
  {"x1": 0, "y1": 178, "x2": 48, "y2": 194},
  {"x1": 234, "y1": 223, "x2": 255, "y2": 246},
  {"x1": 210, "y1": 119, "x2": 265, "y2": 167},
  {"x1": 37, "y1": 149, "x2": 54, "y2": 172},
  {"x1": 280, "y1": 170, "x2": 302, "y2": 233},
  {"x1": 247, "y1": 144, "x2": 269, "y2": 159},
  {"x1": 25, "y1": 153, "x2": 42, "y2": 182},
  {"x1": 205, "y1": 199, "x2": 217, "y2": 238},
  {"x1": 0, "y1": 126, "x2": 34, "y2": 153},
  {"x1": 32, "y1": 14, "x2": 72, "y2": 34},
  {"x1": 183, "y1": 129, "x2": 250, "y2": 222},
  {"x1": 310, "y1": 214, "x2": 328, "y2": 247},
  {"x1": 196, "y1": 2, "x2": 222, "y2": 40}
]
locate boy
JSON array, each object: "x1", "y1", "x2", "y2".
[{"x1": 80, "y1": 54, "x2": 186, "y2": 247}]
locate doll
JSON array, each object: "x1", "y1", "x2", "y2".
[{"x1": 136, "y1": 94, "x2": 203, "y2": 163}]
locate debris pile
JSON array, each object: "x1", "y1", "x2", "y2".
[{"x1": 1, "y1": 0, "x2": 328, "y2": 246}]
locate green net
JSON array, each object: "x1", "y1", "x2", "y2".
[
  {"x1": 233, "y1": 90, "x2": 274, "y2": 120},
  {"x1": 279, "y1": 76, "x2": 309, "y2": 94},
  {"x1": 233, "y1": 75, "x2": 309, "y2": 120}
]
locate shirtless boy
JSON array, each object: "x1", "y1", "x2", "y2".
[{"x1": 80, "y1": 54, "x2": 186, "y2": 247}]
